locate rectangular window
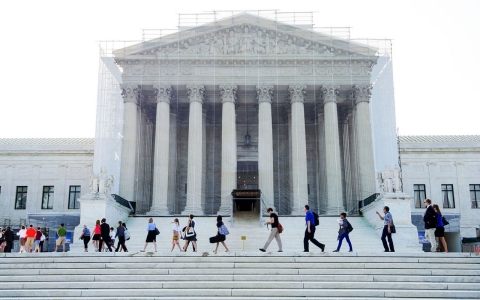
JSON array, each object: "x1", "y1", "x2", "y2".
[
  {"x1": 441, "y1": 184, "x2": 455, "y2": 208},
  {"x1": 15, "y1": 186, "x2": 27, "y2": 209},
  {"x1": 413, "y1": 184, "x2": 426, "y2": 208},
  {"x1": 470, "y1": 184, "x2": 480, "y2": 209},
  {"x1": 41, "y1": 186, "x2": 54, "y2": 209},
  {"x1": 68, "y1": 185, "x2": 81, "y2": 209}
]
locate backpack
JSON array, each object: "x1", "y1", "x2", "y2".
[
  {"x1": 218, "y1": 224, "x2": 229, "y2": 235},
  {"x1": 124, "y1": 229, "x2": 131, "y2": 240},
  {"x1": 313, "y1": 211, "x2": 320, "y2": 227},
  {"x1": 346, "y1": 221, "x2": 354, "y2": 233}
]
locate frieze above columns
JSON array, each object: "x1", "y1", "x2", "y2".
[
  {"x1": 256, "y1": 85, "x2": 274, "y2": 103},
  {"x1": 153, "y1": 84, "x2": 172, "y2": 104},
  {"x1": 120, "y1": 84, "x2": 141, "y2": 104},
  {"x1": 219, "y1": 84, "x2": 238, "y2": 104},
  {"x1": 288, "y1": 84, "x2": 307, "y2": 103},
  {"x1": 186, "y1": 84, "x2": 205, "y2": 104},
  {"x1": 319, "y1": 84, "x2": 340, "y2": 103},
  {"x1": 352, "y1": 83, "x2": 372, "y2": 104}
]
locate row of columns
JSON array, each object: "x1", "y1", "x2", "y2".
[{"x1": 119, "y1": 83, "x2": 376, "y2": 216}]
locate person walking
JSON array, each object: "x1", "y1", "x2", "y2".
[
  {"x1": 98, "y1": 218, "x2": 112, "y2": 252},
  {"x1": 433, "y1": 204, "x2": 448, "y2": 252},
  {"x1": 109, "y1": 227, "x2": 116, "y2": 250},
  {"x1": 17, "y1": 225, "x2": 27, "y2": 253},
  {"x1": 141, "y1": 218, "x2": 157, "y2": 252},
  {"x1": 376, "y1": 206, "x2": 395, "y2": 252},
  {"x1": 4, "y1": 227, "x2": 15, "y2": 253},
  {"x1": 120, "y1": 222, "x2": 129, "y2": 252},
  {"x1": 183, "y1": 215, "x2": 197, "y2": 252},
  {"x1": 333, "y1": 213, "x2": 353, "y2": 252},
  {"x1": 170, "y1": 218, "x2": 182, "y2": 252},
  {"x1": 0, "y1": 227, "x2": 4, "y2": 253},
  {"x1": 25, "y1": 225, "x2": 36, "y2": 253},
  {"x1": 91, "y1": 220, "x2": 101, "y2": 252},
  {"x1": 115, "y1": 221, "x2": 128, "y2": 252},
  {"x1": 34, "y1": 227, "x2": 43, "y2": 253},
  {"x1": 79, "y1": 225, "x2": 91, "y2": 252},
  {"x1": 423, "y1": 199, "x2": 438, "y2": 252},
  {"x1": 259, "y1": 208, "x2": 282, "y2": 252},
  {"x1": 213, "y1": 215, "x2": 230, "y2": 254},
  {"x1": 55, "y1": 223, "x2": 67, "y2": 252},
  {"x1": 303, "y1": 205, "x2": 325, "y2": 252}
]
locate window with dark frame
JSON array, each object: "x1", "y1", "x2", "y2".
[
  {"x1": 41, "y1": 186, "x2": 54, "y2": 209},
  {"x1": 15, "y1": 186, "x2": 27, "y2": 209},
  {"x1": 470, "y1": 184, "x2": 480, "y2": 209},
  {"x1": 441, "y1": 184, "x2": 455, "y2": 208},
  {"x1": 413, "y1": 184, "x2": 426, "y2": 208},
  {"x1": 68, "y1": 185, "x2": 81, "y2": 209}
]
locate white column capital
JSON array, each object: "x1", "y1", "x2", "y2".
[
  {"x1": 288, "y1": 84, "x2": 307, "y2": 103},
  {"x1": 352, "y1": 83, "x2": 372, "y2": 104},
  {"x1": 153, "y1": 84, "x2": 172, "y2": 104},
  {"x1": 186, "y1": 84, "x2": 205, "y2": 104},
  {"x1": 219, "y1": 84, "x2": 238, "y2": 104},
  {"x1": 256, "y1": 84, "x2": 274, "y2": 103},
  {"x1": 120, "y1": 84, "x2": 141, "y2": 104},
  {"x1": 320, "y1": 84, "x2": 340, "y2": 103}
]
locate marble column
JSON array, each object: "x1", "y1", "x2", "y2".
[
  {"x1": 321, "y1": 84, "x2": 345, "y2": 214},
  {"x1": 149, "y1": 85, "x2": 172, "y2": 215},
  {"x1": 183, "y1": 85, "x2": 205, "y2": 215},
  {"x1": 353, "y1": 84, "x2": 377, "y2": 200},
  {"x1": 316, "y1": 108, "x2": 327, "y2": 213},
  {"x1": 341, "y1": 109, "x2": 353, "y2": 212},
  {"x1": 288, "y1": 84, "x2": 309, "y2": 215},
  {"x1": 119, "y1": 84, "x2": 140, "y2": 201},
  {"x1": 167, "y1": 110, "x2": 178, "y2": 213},
  {"x1": 257, "y1": 85, "x2": 275, "y2": 210},
  {"x1": 218, "y1": 84, "x2": 237, "y2": 215}
]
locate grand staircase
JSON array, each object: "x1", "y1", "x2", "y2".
[{"x1": 0, "y1": 252, "x2": 479, "y2": 299}]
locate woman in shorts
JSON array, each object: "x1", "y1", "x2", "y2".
[
  {"x1": 91, "y1": 220, "x2": 101, "y2": 252},
  {"x1": 17, "y1": 225, "x2": 26, "y2": 253},
  {"x1": 170, "y1": 218, "x2": 182, "y2": 252}
]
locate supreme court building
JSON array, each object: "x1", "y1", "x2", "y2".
[{"x1": 95, "y1": 12, "x2": 398, "y2": 216}]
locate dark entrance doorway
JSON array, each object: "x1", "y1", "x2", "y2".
[{"x1": 236, "y1": 161, "x2": 259, "y2": 211}]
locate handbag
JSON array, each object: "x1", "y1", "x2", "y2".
[
  {"x1": 173, "y1": 233, "x2": 179, "y2": 241},
  {"x1": 277, "y1": 222, "x2": 284, "y2": 234},
  {"x1": 155, "y1": 227, "x2": 160, "y2": 235},
  {"x1": 185, "y1": 227, "x2": 195, "y2": 237},
  {"x1": 390, "y1": 224, "x2": 396, "y2": 234},
  {"x1": 442, "y1": 216, "x2": 449, "y2": 225}
]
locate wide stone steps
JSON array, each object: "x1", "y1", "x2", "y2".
[
  {"x1": 114, "y1": 215, "x2": 421, "y2": 253},
  {"x1": 0, "y1": 252, "x2": 479, "y2": 299}
]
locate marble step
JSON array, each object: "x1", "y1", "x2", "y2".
[{"x1": 0, "y1": 288, "x2": 479, "y2": 298}]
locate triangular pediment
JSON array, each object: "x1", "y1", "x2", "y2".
[{"x1": 114, "y1": 13, "x2": 377, "y2": 59}]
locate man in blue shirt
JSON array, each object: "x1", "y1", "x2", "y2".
[{"x1": 303, "y1": 205, "x2": 325, "y2": 252}]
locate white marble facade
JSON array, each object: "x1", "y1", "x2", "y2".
[
  {"x1": 399, "y1": 135, "x2": 480, "y2": 239},
  {"x1": 0, "y1": 139, "x2": 94, "y2": 222},
  {"x1": 113, "y1": 13, "x2": 379, "y2": 216}
]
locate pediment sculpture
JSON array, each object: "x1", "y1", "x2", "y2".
[{"x1": 135, "y1": 25, "x2": 353, "y2": 57}]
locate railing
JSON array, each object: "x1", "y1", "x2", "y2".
[
  {"x1": 111, "y1": 194, "x2": 135, "y2": 213},
  {"x1": 358, "y1": 193, "x2": 380, "y2": 211}
]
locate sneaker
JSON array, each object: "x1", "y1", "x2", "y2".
[
  {"x1": 278, "y1": 250, "x2": 283, "y2": 252},
  {"x1": 333, "y1": 250, "x2": 339, "y2": 252},
  {"x1": 259, "y1": 248, "x2": 266, "y2": 252},
  {"x1": 320, "y1": 245, "x2": 325, "y2": 252}
]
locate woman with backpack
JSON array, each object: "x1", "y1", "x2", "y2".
[
  {"x1": 333, "y1": 212, "x2": 353, "y2": 252},
  {"x1": 212, "y1": 215, "x2": 229, "y2": 254},
  {"x1": 170, "y1": 218, "x2": 182, "y2": 252},
  {"x1": 433, "y1": 204, "x2": 448, "y2": 252},
  {"x1": 115, "y1": 221, "x2": 128, "y2": 252}
]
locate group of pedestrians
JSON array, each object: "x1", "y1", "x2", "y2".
[
  {"x1": 79, "y1": 218, "x2": 129, "y2": 253},
  {"x1": 0, "y1": 225, "x2": 46, "y2": 253},
  {"x1": 423, "y1": 199, "x2": 448, "y2": 252}
]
